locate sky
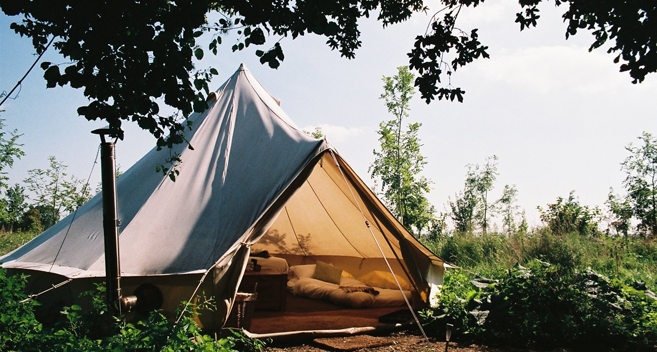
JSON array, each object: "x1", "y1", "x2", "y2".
[{"x1": 1, "y1": 0, "x2": 656, "y2": 230}]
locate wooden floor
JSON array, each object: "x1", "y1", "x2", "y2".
[{"x1": 248, "y1": 292, "x2": 408, "y2": 335}]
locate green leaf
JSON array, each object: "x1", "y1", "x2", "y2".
[
  {"x1": 43, "y1": 66, "x2": 61, "y2": 88},
  {"x1": 194, "y1": 48, "x2": 204, "y2": 60},
  {"x1": 194, "y1": 78, "x2": 204, "y2": 90},
  {"x1": 249, "y1": 28, "x2": 266, "y2": 45}
]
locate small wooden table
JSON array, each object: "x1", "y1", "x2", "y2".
[{"x1": 239, "y1": 270, "x2": 287, "y2": 311}]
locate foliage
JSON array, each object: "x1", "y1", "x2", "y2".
[
  {"x1": 18, "y1": 207, "x2": 44, "y2": 233},
  {"x1": 469, "y1": 156, "x2": 498, "y2": 234},
  {"x1": 428, "y1": 260, "x2": 657, "y2": 351},
  {"x1": 23, "y1": 156, "x2": 91, "y2": 228},
  {"x1": 0, "y1": 0, "x2": 424, "y2": 155},
  {"x1": 0, "y1": 268, "x2": 265, "y2": 351},
  {"x1": 607, "y1": 188, "x2": 634, "y2": 238},
  {"x1": 0, "y1": 230, "x2": 39, "y2": 256},
  {"x1": 494, "y1": 184, "x2": 520, "y2": 235},
  {"x1": 449, "y1": 188, "x2": 477, "y2": 234},
  {"x1": 3, "y1": 1, "x2": 653, "y2": 165},
  {"x1": 370, "y1": 66, "x2": 433, "y2": 235},
  {"x1": 422, "y1": 270, "x2": 481, "y2": 334},
  {"x1": 621, "y1": 131, "x2": 657, "y2": 238},
  {"x1": 422, "y1": 223, "x2": 657, "y2": 283},
  {"x1": 0, "y1": 269, "x2": 42, "y2": 351},
  {"x1": 426, "y1": 212, "x2": 448, "y2": 241},
  {"x1": 538, "y1": 191, "x2": 601, "y2": 237},
  {"x1": 303, "y1": 127, "x2": 324, "y2": 139},
  {"x1": 449, "y1": 156, "x2": 498, "y2": 235},
  {"x1": 0, "y1": 183, "x2": 28, "y2": 232},
  {"x1": 0, "y1": 119, "x2": 24, "y2": 190},
  {"x1": 524, "y1": 229, "x2": 583, "y2": 271}
]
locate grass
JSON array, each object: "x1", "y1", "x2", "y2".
[{"x1": 422, "y1": 229, "x2": 657, "y2": 286}]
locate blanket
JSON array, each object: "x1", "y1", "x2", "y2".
[{"x1": 288, "y1": 277, "x2": 411, "y2": 309}]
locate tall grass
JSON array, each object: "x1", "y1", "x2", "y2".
[{"x1": 423, "y1": 229, "x2": 657, "y2": 285}]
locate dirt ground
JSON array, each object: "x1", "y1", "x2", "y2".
[{"x1": 263, "y1": 331, "x2": 554, "y2": 352}]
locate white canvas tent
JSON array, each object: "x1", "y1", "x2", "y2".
[{"x1": 1, "y1": 64, "x2": 444, "y2": 333}]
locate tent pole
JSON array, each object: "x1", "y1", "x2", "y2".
[{"x1": 93, "y1": 128, "x2": 122, "y2": 321}]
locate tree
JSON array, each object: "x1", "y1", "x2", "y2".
[
  {"x1": 448, "y1": 156, "x2": 497, "y2": 235},
  {"x1": 371, "y1": 121, "x2": 434, "y2": 235},
  {"x1": 620, "y1": 132, "x2": 657, "y2": 238},
  {"x1": 20, "y1": 206, "x2": 43, "y2": 233},
  {"x1": 24, "y1": 156, "x2": 91, "y2": 229},
  {"x1": 0, "y1": 184, "x2": 28, "y2": 232},
  {"x1": 495, "y1": 184, "x2": 519, "y2": 235},
  {"x1": 2, "y1": 1, "x2": 653, "y2": 158},
  {"x1": 426, "y1": 212, "x2": 448, "y2": 241},
  {"x1": 449, "y1": 188, "x2": 477, "y2": 234},
  {"x1": 467, "y1": 155, "x2": 499, "y2": 234},
  {"x1": 370, "y1": 66, "x2": 433, "y2": 235},
  {"x1": 0, "y1": 119, "x2": 25, "y2": 190},
  {"x1": 303, "y1": 127, "x2": 324, "y2": 139},
  {"x1": 606, "y1": 189, "x2": 633, "y2": 238}
]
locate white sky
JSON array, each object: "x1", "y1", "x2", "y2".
[{"x1": 1, "y1": 0, "x2": 655, "y2": 229}]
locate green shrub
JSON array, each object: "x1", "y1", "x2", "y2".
[
  {"x1": 538, "y1": 191, "x2": 601, "y2": 237},
  {"x1": 0, "y1": 231, "x2": 40, "y2": 256},
  {"x1": 0, "y1": 270, "x2": 43, "y2": 351},
  {"x1": 428, "y1": 261, "x2": 657, "y2": 351},
  {"x1": 0, "y1": 268, "x2": 265, "y2": 351}
]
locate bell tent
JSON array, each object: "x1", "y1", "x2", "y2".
[{"x1": 1, "y1": 64, "x2": 445, "y2": 336}]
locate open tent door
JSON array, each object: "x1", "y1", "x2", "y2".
[{"x1": 232, "y1": 151, "x2": 444, "y2": 337}]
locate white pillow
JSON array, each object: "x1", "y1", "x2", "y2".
[{"x1": 290, "y1": 264, "x2": 316, "y2": 279}]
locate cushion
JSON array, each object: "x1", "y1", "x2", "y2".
[
  {"x1": 341, "y1": 270, "x2": 355, "y2": 279},
  {"x1": 312, "y1": 260, "x2": 343, "y2": 284},
  {"x1": 357, "y1": 270, "x2": 413, "y2": 291},
  {"x1": 290, "y1": 264, "x2": 316, "y2": 279}
]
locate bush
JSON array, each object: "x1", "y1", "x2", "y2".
[
  {"x1": 0, "y1": 230, "x2": 40, "y2": 256},
  {"x1": 0, "y1": 267, "x2": 265, "y2": 351},
  {"x1": 0, "y1": 270, "x2": 42, "y2": 351},
  {"x1": 538, "y1": 191, "x2": 601, "y2": 237},
  {"x1": 428, "y1": 260, "x2": 657, "y2": 351}
]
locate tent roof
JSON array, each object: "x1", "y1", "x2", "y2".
[{"x1": 1, "y1": 64, "x2": 442, "y2": 279}]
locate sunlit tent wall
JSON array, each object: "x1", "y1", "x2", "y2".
[{"x1": 0, "y1": 65, "x2": 444, "y2": 332}]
